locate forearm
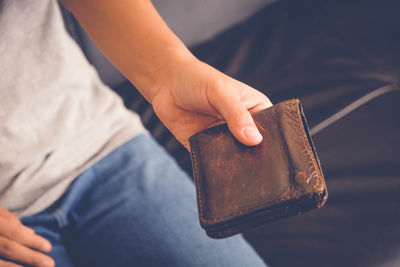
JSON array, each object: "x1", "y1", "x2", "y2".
[
  {"x1": 62, "y1": 0, "x2": 195, "y2": 102},
  {"x1": 62, "y1": 0, "x2": 271, "y2": 148}
]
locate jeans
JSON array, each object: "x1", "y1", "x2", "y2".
[{"x1": 21, "y1": 134, "x2": 266, "y2": 267}]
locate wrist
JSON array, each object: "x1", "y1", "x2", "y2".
[{"x1": 134, "y1": 46, "x2": 197, "y2": 104}]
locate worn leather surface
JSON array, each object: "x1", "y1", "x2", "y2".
[{"x1": 189, "y1": 99, "x2": 327, "y2": 238}]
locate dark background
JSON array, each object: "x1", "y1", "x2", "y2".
[{"x1": 63, "y1": 1, "x2": 400, "y2": 266}]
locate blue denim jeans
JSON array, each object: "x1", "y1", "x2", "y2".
[{"x1": 21, "y1": 134, "x2": 266, "y2": 267}]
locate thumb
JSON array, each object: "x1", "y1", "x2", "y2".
[{"x1": 210, "y1": 91, "x2": 263, "y2": 146}]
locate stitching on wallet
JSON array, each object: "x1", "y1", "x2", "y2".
[
  {"x1": 190, "y1": 143, "x2": 205, "y2": 220},
  {"x1": 193, "y1": 100, "x2": 322, "y2": 224},
  {"x1": 289, "y1": 101, "x2": 322, "y2": 188}
]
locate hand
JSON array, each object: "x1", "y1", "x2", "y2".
[
  {"x1": 152, "y1": 58, "x2": 272, "y2": 150},
  {"x1": 0, "y1": 207, "x2": 54, "y2": 267}
]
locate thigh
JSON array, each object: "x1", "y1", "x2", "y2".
[{"x1": 63, "y1": 135, "x2": 266, "y2": 267}]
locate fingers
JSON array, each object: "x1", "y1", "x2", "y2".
[
  {"x1": 248, "y1": 90, "x2": 273, "y2": 112},
  {"x1": 0, "y1": 219, "x2": 52, "y2": 253},
  {"x1": 0, "y1": 208, "x2": 54, "y2": 267},
  {"x1": 0, "y1": 207, "x2": 18, "y2": 222},
  {"x1": 0, "y1": 259, "x2": 23, "y2": 267},
  {"x1": 230, "y1": 106, "x2": 263, "y2": 146},
  {"x1": 208, "y1": 84, "x2": 264, "y2": 146},
  {"x1": 0, "y1": 236, "x2": 54, "y2": 267}
]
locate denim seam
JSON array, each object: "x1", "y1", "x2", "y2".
[{"x1": 52, "y1": 209, "x2": 68, "y2": 229}]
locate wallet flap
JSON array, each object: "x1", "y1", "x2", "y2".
[{"x1": 275, "y1": 100, "x2": 325, "y2": 195}]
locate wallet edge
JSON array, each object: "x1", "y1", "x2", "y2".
[{"x1": 189, "y1": 99, "x2": 328, "y2": 230}]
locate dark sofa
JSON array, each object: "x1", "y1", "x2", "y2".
[{"x1": 61, "y1": 1, "x2": 400, "y2": 266}]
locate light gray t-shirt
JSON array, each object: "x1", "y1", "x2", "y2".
[{"x1": 0, "y1": 0, "x2": 146, "y2": 217}]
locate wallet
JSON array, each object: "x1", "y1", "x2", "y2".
[{"x1": 189, "y1": 99, "x2": 327, "y2": 238}]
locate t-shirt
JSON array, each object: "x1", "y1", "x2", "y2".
[{"x1": 0, "y1": 0, "x2": 147, "y2": 217}]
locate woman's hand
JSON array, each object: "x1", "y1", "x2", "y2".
[
  {"x1": 0, "y1": 207, "x2": 54, "y2": 267},
  {"x1": 152, "y1": 58, "x2": 272, "y2": 150}
]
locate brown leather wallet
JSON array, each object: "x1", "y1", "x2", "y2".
[{"x1": 189, "y1": 99, "x2": 327, "y2": 238}]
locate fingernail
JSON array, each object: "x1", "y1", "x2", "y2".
[
  {"x1": 40, "y1": 259, "x2": 54, "y2": 267},
  {"x1": 40, "y1": 241, "x2": 52, "y2": 253},
  {"x1": 243, "y1": 127, "x2": 262, "y2": 143}
]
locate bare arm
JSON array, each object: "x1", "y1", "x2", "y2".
[{"x1": 62, "y1": 0, "x2": 272, "y2": 149}]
